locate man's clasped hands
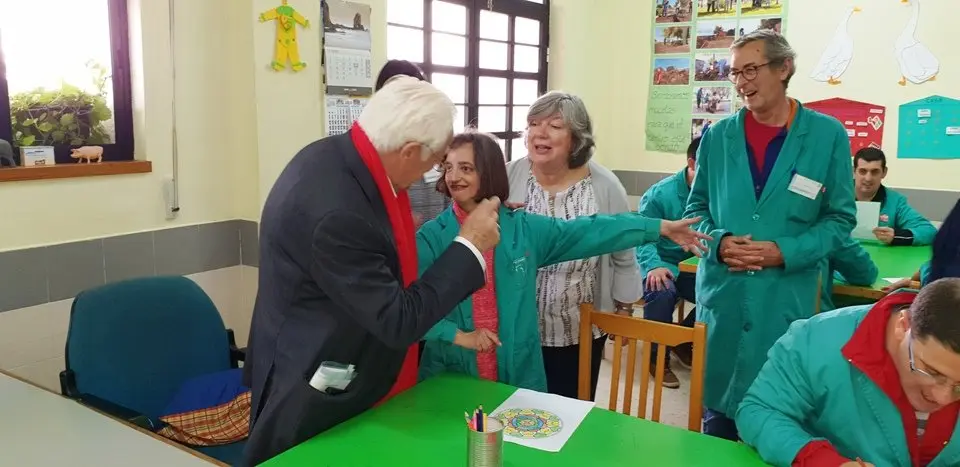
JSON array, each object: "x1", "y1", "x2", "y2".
[{"x1": 719, "y1": 234, "x2": 785, "y2": 272}]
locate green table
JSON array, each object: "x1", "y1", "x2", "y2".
[
  {"x1": 679, "y1": 242, "x2": 930, "y2": 300},
  {"x1": 263, "y1": 374, "x2": 768, "y2": 466}
]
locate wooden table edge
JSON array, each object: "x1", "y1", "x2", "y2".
[{"x1": 0, "y1": 369, "x2": 227, "y2": 466}]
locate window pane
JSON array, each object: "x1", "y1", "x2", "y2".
[
  {"x1": 478, "y1": 106, "x2": 507, "y2": 133},
  {"x1": 431, "y1": 33, "x2": 466, "y2": 67},
  {"x1": 479, "y1": 10, "x2": 508, "y2": 41},
  {"x1": 479, "y1": 40, "x2": 508, "y2": 70},
  {"x1": 512, "y1": 106, "x2": 529, "y2": 131},
  {"x1": 454, "y1": 105, "x2": 466, "y2": 132},
  {"x1": 1, "y1": 0, "x2": 117, "y2": 146},
  {"x1": 514, "y1": 45, "x2": 540, "y2": 73},
  {"x1": 478, "y1": 77, "x2": 507, "y2": 105},
  {"x1": 523, "y1": 0, "x2": 544, "y2": 3},
  {"x1": 514, "y1": 17, "x2": 540, "y2": 45},
  {"x1": 387, "y1": 0, "x2": 424, "y2": 27},
  {"x1": 432, "y1": 1, "x2": 466, "y2": 35},
  {"x1": 387, "y1": 26, "x2": 424, "y2": 62},
  {"x1": 513, "y1": 79, "x2": 539, "y2": 105},
  {"x1": 432, "y1": 73, "x2": 466, "y2": 104},
  {"x1": 511, "y1": 138, "x2": 528, "y2": 161}
]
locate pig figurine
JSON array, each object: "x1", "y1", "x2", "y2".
[{"x1": 70, "y1": 146, "x2": 104, "y2": 163}]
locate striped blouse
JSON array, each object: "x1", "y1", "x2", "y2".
[{"x1": 526, "y1": 174, "x2": 601, "y2": 347}]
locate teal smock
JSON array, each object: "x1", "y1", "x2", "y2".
[
  {"x1": 820, "y1": 238, "x2": 879, "y2": 312},
  {"x1": 636, "y1": 168, "x2": 694, "y2": 278},
  {"x1": 416, "y1": 205, "x2": 661, "y2": 391},
  {"x1": 683, "y1": 101, "x2": 857, "y2": 416},
  {"x1": 736, "y1": 296, "x2": 960, "y2": 467},
  {"x1": 875, "y1": 185, "x2": 937, "y2": 246}
]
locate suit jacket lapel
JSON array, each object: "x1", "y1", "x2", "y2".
[{"x1": 337, "y1": 133, "x2": 397, "y2": 261}]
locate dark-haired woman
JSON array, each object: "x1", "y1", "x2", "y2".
[{"x1": 416, "y1": 131, "x2": 711, "y2": 391}]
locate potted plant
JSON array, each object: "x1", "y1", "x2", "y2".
[{"x1": 9, "y1": 60, "x2": 113, "y2": 147}]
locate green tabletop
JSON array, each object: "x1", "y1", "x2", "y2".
[
  {"x1": 262, "y1": 374, "x2": 769, "y2": 466},
  {"x1": 679, "y1": 242, "x2": 930, "y2": 299}
]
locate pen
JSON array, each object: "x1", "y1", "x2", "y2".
[{"x1": 477, "y1": 406, "x2": 484, "y2": 432}]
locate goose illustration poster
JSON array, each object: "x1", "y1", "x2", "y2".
[
  {"x1": 645, "y1": 0, "x2": 788, "y2": 154},
  {"x1": 897, "y1": 95, "x2": 960, "y2": 160},
  {"x1": 805, "y1": 98, "x2": 885, "y2": 157},
  {"x1": 809, "y1": 6, "x2": 861, "y2": 85}
]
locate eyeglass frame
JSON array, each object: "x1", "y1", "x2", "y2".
[
  {"x1": 906, "y1": 330, "x2": 960, "y2": 395},
  {"x1": 727, "y1": 61, "x2": 771, "y2": 83}
]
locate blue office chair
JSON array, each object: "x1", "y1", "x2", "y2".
[{"x1": 59, "y1": 276, "x2": 247, "y2": 465}]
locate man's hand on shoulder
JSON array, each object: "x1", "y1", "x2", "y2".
[{"x1": 459, "y1": 197, "x2": 501, "y2": 252}]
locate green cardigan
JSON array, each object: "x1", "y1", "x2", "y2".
[{"x1": 416, "y1": 205, "x2": 661, "y2": 391}]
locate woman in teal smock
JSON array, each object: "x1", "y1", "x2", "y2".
[{"x1": 416, "y1": 131, "x2": 710, "y2": 391}]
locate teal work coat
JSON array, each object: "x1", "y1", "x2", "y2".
[
  {"x1": 683, "y1": 102, "x2": 857, "y2": 416},
  {"x1": 736, "y1": 299, "x2": 960, "y2": 467},
  {"x1": 416, "y1": 206, "x2": 661, "y2": 391},
  {"x1": 876, "y1": 186, "x2": 937, "y2": 246},
  {"x1": 820, "y1": 239, "x2": 878, "y2": 312},
  {"x1": 637, "y1": 168, "x2": 694, "y2": 278}
]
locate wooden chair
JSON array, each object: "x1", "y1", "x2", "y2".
[{"x1": 578, "y1": 303, "x2": 707, "y2": 432}]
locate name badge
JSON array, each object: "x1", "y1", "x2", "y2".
[{"x1": 788, "y1": 173, "x2": 822, "y2": 200}]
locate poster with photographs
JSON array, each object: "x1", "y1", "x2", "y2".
[{"x1": 645, "y1": 0, "x2": 786, "y2": 153}]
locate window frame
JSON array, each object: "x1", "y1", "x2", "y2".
[
  {"x1": 0, "y1": 0, "x2": 135, "y2": 164},
  {"x1": 387, "y1": 0, "x2": 550, "y2": 161}
]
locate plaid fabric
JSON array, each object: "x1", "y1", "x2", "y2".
[{"x1": 156, "y1": 390, "x2": 251, "y2": 446}]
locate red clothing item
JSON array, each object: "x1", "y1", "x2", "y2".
[
  {"x1": 744, "y1": 109, "x2": 782, "y2": 172},
  {"x1": 792, "y1": 291, "x2": 960, "y2": 467},
  {"x1": 454, "y1": 202, "x2": 499, "y2": 381},
  {"x1": 350, "y1": 123, "x2": 420, "y2": 406}
]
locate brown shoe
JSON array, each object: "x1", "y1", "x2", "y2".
[
  {"x1": 650, "y1": 363, "x2": 680, "y2": 389},
  {"x1": 672, "y1": 343, "x2": 693, "y2": 370}
]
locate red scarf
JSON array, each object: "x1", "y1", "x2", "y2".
[{"x1": 349, "y1": 123, "x2": 419, "y2": 404}]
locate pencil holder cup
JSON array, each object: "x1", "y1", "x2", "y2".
[{"x1": 466, "y1": 417, "x2": 504, "y2": 467}]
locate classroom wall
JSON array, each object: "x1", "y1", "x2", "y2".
[{"x1": 580, "y1": 0, "x2": 959, "y2": 219}]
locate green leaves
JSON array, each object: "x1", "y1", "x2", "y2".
[{"x1": 9, "y1": 61, "x2": 113, "y2": 147}]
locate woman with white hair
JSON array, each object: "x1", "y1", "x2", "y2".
[{"x1": 505, "y1": 91, "x2": 643, "y2": 399}]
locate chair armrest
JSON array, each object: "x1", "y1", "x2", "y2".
[
  {"x1": 75, "y1": 393, "x2": 156, "y2": 430},
  {"x1": 227, "y1": 329, "x2": 246, "y2": 368}
]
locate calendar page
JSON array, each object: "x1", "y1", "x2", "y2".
[
  {"x1": 325, "y1": 47, "x2": 373, "y2": 89},
  {"x1": 325, "y1": 95, "x2": 368, "y2": 136}
]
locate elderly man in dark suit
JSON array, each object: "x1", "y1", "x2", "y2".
[{"x1": 242, "y1": 77, "x2": 501, "y2": 465}]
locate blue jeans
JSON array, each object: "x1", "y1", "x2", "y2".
[
  {"x1": 703, "y1": 409, "x2": 740, "y2": 441},
  {"x1": 642, "y1": 271, "x2": 697, "y2": 361}
]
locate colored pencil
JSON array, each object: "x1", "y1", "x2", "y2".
[{"x1": 465, "y1": 411, "x2": 473, "y2": 429}]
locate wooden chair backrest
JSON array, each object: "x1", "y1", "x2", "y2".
[{"x1": 577, "y1": 303, "x2": 706, "y2": 432}]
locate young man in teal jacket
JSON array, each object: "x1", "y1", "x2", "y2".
[
  {"x1": 737, "y1": 278, "x2": 960, "y2": 467},
  {"x1": 683, "y1": 30, "x2": 856, "y2": 439},
  {"x1": 854, "y1": 147, "x2": 937, "y2": 246},
  {"x1": 636, "y1": 136, "x2": 700, "y2": 389}
]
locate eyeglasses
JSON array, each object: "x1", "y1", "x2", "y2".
[
  {"x1": 907, "y1": 332, "x2": 960, "y2": 395},
  {"x1": 727, "y1": 62, "x2": 770, "y2": 83}
]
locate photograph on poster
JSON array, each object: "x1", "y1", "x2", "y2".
[
  {"x1": 692, "y1": 86, "x2": 733, "y2": 115},
  {"x1": 656, "y1": 0, "x2": 694, "y2": 23},
  {"x1": 654, "y1": 26, "x2": 692, "y2": 54},
  {"x1": 696, "y1": 20, "x2": 737, "y2": 49},
  {"x1": 694, "y1": 53, "x2": 730, "y2": 82},
  {"x1": 697, "y1": 0, "x2": 736, "y2": 18},
  {"x1": 653, "y1": 58, "x2": 691, "y2": 86},
  {"x1": 740, "y1": 0, "x2": 783, "y2": 17}
]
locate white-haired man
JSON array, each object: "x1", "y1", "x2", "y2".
[{"x1": 242, "y1": 77, "x2": 501, "y2": 465}]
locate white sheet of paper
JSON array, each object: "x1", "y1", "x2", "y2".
[
  {"x1": 490, "y1": 388, "x2": 595, "y2": 452},
  {"x1": 884, "y1": 277, "x2": 906, "y2": 284},
  {"x1": 852, "y1": 201, "x2": 881, "y2": 240}
]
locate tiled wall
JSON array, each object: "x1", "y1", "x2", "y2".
[
  {"x1": 615, "y1": 170, "x2": 959, "y2": 222},
  {"x1": 0, "y1": 220, "x2": 260, "y2": 391}
]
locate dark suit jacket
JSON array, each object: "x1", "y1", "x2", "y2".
[{"x1": 241, "y1": 133, "x2": 485, "y2": 466}]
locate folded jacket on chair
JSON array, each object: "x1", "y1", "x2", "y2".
[{"x1": 154, "y1": 368, "x2": 251, "y2": 446}]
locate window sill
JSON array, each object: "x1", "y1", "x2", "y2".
[{"x1": 0, "y1": 160, "x2": 153, "y2": 183}]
